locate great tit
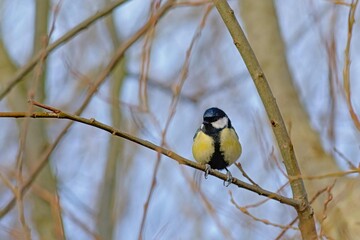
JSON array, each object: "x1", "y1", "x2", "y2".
[{"x1": 192, "y1": 107, "x2": 242, "y2": 186}]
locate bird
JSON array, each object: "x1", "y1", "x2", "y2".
[{"x1": 192, "y1": 107, "x2": 242, "y2": 186}]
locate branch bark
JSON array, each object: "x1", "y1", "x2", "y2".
[
  {"x1": 0, "y1": 110, "x2": 300, "y2": 209},
  {"x1": 212, "y1": 0, "x2": 317, "y2": 239}
]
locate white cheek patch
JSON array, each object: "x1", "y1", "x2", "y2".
[{"x1": 211, "y1": 117, "x2": 228, "y2": 129}]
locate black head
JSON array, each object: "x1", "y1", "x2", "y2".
[
  {"x1": 203, "y1": 107, "x2": 227, "y2": 123},
  {"x1": 201, "y1": 107, "x2": 232, "y2": 131}
]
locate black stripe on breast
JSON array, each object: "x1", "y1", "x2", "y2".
[{"x1": 207, "y1": 132, "x2": 228, "y2": 170}]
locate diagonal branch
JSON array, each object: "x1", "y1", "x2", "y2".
[
  {"x1": 0, "y1": 110, "x2": 300, "y2": 209},
  {"x1": 0, "y1": 0, "x2": 130, "y2": 100},
  {"x1": 212, "y1": 0, "x2": 317, "y2": 238},
  {"x1": 0, "y1": 0, "x2": 176, "y2": 220}
]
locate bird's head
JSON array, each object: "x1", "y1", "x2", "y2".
[{"x1": 202, "y1": 107, "x2": 229, "y2": 129}]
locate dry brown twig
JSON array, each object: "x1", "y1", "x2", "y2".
[
  {"x1": 0, "y1": 0, "x2": 130, "y2": 100},
  {"x1": 181, "y1": 168, "x2": 233, "y2": 239},
  {"x1": 319, "y1": 180, "x2": 336, "y2": 239},
  {"x1": 235, "y1": 162, "x2": 259, "y2": 187},
  {"x1": 0, "y1": 102, "x2": 300, "y2": 210},
  {"x1": 175, "y1": 0, "x2": 211, "y2": 7},
  {"x1": 0, "y1": 112, "x2": 71, "y2": 218},
  {"x1": 138, "y1": 1, "x2": 160, "y2": 112},
  {"x1": 333, "y1": 147, "x2": 357, "y2": 169},
  {"x1": 270, "y1": 147, "x2": 288, "y2": 179},
  {"x1": 138, "y1": 4, "x2": 214, "y2": 239},
  {"x1": 31, "y1": 185, "x2": 65, "y2": 239},
  {"x1": 289, "y1": 168, "x2": 360, "y2": 180},
  {"x1": 325, "y1": 8, "x2": 340, "y2": 146},
  {"x1": 343, "y1": 0, "x2": 360, "y2": 131},
  {"x1": 275, "y1": 184, "x2": 335, "y2": 240},
  {"x1": 0, "y1": 2, "x2": 222, "y2": 239},
  {"x1": 241, "y1": 181, "x2": 290, "y2": 209},
  {"x1": 12, "y1": 3, "x2": 63, "y2": 239},
  {"x1": 0, "y1": 1, "x2": 178, "y2": 220},
  {"x1": 229, "y1": 191, "x2": 298, "y2": 231},
  {"x1": 1, "y1": 5, "x2": 333, "y2": 239},
  {"x1": 332, "y1": 0, "x2": 353, "y2": 7}
]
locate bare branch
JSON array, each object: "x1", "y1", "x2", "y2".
[
  {"x1": 212, "y1": 0, "x2": 317, "y2": 238},
  {"x1": 343, "y1": 0, "x2": 360, "y2": 131},
  {"x1": 0, "y1": 0, "x2": 130, "y2": 100},
  {"x1": 229, "y1": 191, "x2": 299, "y2": 231},
  {"x1": 0, "y1": 109, "x2": 300, "y2": 209}
]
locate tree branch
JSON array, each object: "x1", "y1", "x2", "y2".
[
  {"x1": 0, "y1": 0, "x2": 130, "y2": 100},
  {"x1": 212, "y1": 0, "x2": 317, "y2": 238},
  {"x1": 0, "y1": 110, "x2": 299, "y2": 209},
  {"x1": 0, "y1": 0, "x2": 176, "y2": 221}
]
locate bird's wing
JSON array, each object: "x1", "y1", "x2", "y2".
[
  {"x1": 230, "y1": 126, "x2": 239, "y2": 139},
  {"x1": 193, "y1": 127, "x2": 202, "y2": 140}
]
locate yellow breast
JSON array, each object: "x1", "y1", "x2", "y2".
[
  {"x1": 220, "y1": 128, "x2": 242, "y2": 165},
  {"x1": 192, "y1": 131, "x2": 214, "y2": 164}
]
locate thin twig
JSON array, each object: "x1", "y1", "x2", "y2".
[
  {"x1": 334, "y1": 147, "x2": 357, "y2": 169},
  {"x1": 229, "y1": 191, "x2": 298, "y2": 231},
  {"x1": 13, "y1": 1, "x2": 61, "y2": 237},
  {"x1": 343, "y1": 0, "x2": 360, "y2": 131},
  {"x1": 31, "y1": 185, "x2": 65, "y2": 240},
  {"x1": 0, "y1": 1, "x2": 176, "y2": 219},
  {"x1": 138, "y1": 0, "x2": 160, "y2": 111},
  {"x1": 0, "y1": 0, "x2": 130, "y2": 100},
  {"x1": 289, "y1": 168, "x2": 360, "y2": 180},
  {"x1": 0, "y1": 113, "x2": 71, "y2": 218},
  {"x1": 235, "y1": 162, "x2": 259, "y2": 187},
  {"x1": 137, "y1": 1, "x2": 165, "y2": 234},
  {"x1": 138, "y1": 5, "x2": 214, "y2": 239},
  {"x1": 30, "y1": 100, "x2": 61, "y2": 113},
  {"x1": 275, "y1": 185, "x2": 332, "y2": 239},
  {"x1": 73, "y1": 0, "x2": 176, "y2": 116},
  {"x1": 174, "y1": 0, "x2": 211, "y2": 7},
  {"x1": 319, "y1": 180, "x2": 336, "y2": 239},
  {"x1": 182, "y1": 168, "x2": 234, "y2": 239},
  {"x1": 270, "y1": 147, "x2": 288, "y2": 179},
  {"x1": 241, "y1": 181, "x2": 289, "y2": 209},
  {"x1": 0, "y1": 0, "x2": 177, "y2": 224}
]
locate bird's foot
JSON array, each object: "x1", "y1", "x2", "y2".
[
  {"x1": 224, "y1": 168, "x2": 233, "y2": 187},
  {"x1": 204, "y1": 164, "x2": 211, "y2": 179}
]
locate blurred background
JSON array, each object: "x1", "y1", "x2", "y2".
[{"x1": 0, "y1": 0, "x2": 360, "y2": 239}]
